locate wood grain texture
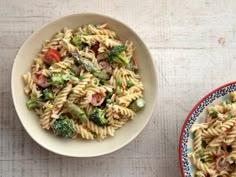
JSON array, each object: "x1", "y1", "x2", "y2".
[{"x1": 1, "y1": 0, "x2": 236, "y2": 176}]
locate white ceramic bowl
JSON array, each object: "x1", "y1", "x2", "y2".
[{"x1": 11, "y1": 13, "x2": 157, "y2": 157}]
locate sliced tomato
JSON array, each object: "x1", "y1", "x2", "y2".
[
  {"x1": 90, "y1": 42, "x2": 100, "y2": 56},
  {"x1": 215, "y1": 154, "x2": 229, "y2": 172},
  {"x1": 33, "y1": 71, "x2": 50, "y2": 88},
  {"x1": 91, "y1": 92, "x2": 105, "y2": 106},
  {"x1": 132, "y1": 57, "x2": 139, "y2": 69},
  {"x1": 44, "y1": 49, "x2": 61, "y2": 65}
]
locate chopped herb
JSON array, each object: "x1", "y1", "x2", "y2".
[
  {"x1": 127, "y1": 79, "x2": 134, "y2": 88},
  {"x1": 79, "y1": 75, "x2": 86, "y2": 80},
  {"x1": 106, "y1": 99, "x2": 112, "y2": 104},
  {"x1": 210, "y1": 110, "x2": 218, "y2": 118},
  {"x1": 116, "y1": 90, "x2": 123, "y2": 95},
  {"x1": 116, "y1": 79, "x2": 122, "y2": 86},
  {"x1": 196, "y1": 149, "x2": 204, "y2": 158}
]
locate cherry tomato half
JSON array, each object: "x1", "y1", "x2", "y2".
[{"x1": 44, "y1": 49, "x2": 61, "y2": 65}]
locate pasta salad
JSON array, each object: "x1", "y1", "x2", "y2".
[
  {"x1": 22, "y1": 24, "x2": 145, "y2": 140},
  {"x1": 189, "y1": 92, "x2": 236, "y2": 176}
]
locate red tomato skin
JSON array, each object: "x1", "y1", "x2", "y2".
[{"x1": 44, "y1": 49, "x2": 61, "y2": 64}]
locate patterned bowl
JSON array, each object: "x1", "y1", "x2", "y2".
[{"x1": 179, "y1": 81, "x2": 236, "y2": 177}]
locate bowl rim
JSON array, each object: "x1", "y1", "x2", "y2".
[
  {"x1": 11, "y1": 13, "x2": 158, "y2": 157},
  {"x1": 178, "y1": 81, "x2": 236, "y2": 176}
]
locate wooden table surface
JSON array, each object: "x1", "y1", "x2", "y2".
[{"x1": 1, "y1": 0, "x2": 236, "y2": 176}]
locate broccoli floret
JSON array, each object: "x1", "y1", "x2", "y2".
[
  {"x1": 51, "y1": 73, "x2": 65, "y2": 87},
  {"x1": 108, "y1": 45, "x2": 130, "y2": 65},
  {"x1": 51, "y1": 73, "x2": 79, "y2": 87},
  {"x1": 26, "y1": 97, "x2": 41, "y2": 109},
  {"x1": 72, "y1": 36, "x2": 87, "y2": 50},
  {"x1": 90, "y1": 108, "x2": 108, "y2": 126},
  {"x1": 42, "y1": 88, "x2": 54, "y2": 100},
  {"x1": 51, "y1": 115, "x2": 76, "y2": 138}
]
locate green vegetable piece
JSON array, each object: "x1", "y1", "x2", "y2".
[
  {"x1": 108, "y1": 45, "x2": 130, "y2": 65},
  {"x1": 90, "y1": 108, "x2": 108, "y2": 126},
  {"x1": 196, "y1": 149, "x2": 204, "y2": 158},
  {"x1": 99, "y1": 79, "x2": 106, "y2": 85},
  {"x1": 210, "y1": 110, "x2": 218, "y2": 118},
  {"x1": 42, "y1": 88, "x2": 54, "y2": 100},
  {"x1": 126, "y1": 59, "x2": 138, "y2": 72},
  {"x1": 72, "y1": 36, "x2": 87, "y2": 50},
  {"x1": 51, "y1": 73, "x2": 65, "y2": 87},
  {"x1": 66, "y1": 102, "x2": 88, "y2": 123},
  {"x1": 116, "y1": 89, "x2": 123, "y2": 95},
  {"x1": 51, "y1": 73, "x2": 79, "y2": 87},
  {"x1": 127, "y1": 79, "x2": 134, "y2": 88},
  {"x1": 71, "y1": 51, "x2": 109, "y2": 80},
  {"x1": 79, "y1": 75, "x2": 86, "y2": 80},
  {"x1": 129, "y1": 98, "x2": 145, "y2": 112},
  {"x1": 116, "y1": 79, "x2": 122, "y2": 86},
  {"x1": 51, "y1": 115, "x2": 76, "y2": 138},
  {"x1": 104, "y1": 91, "x2": 113, "y2": 104},
  {"x1": 82, "y1": 58, "x2": 108, "y2": 79},
  {"x1": 62, "y1": 74, "x2": 79, "y2": 82},
  {"x1": 106, "y1": 99, "x2": 112, "y2": 104},
  {"x1": 26, "y1": 97, "x2": 41, "y2": 109}
]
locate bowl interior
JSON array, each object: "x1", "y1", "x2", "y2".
[
  {"x1": 179, "y1": 82, "x2": 236, "y2": 176},
  {"x1": 11, "y1": 13, "x2": 157, "y2": 157}
]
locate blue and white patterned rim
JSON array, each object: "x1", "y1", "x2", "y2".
[{"x1": 179, "y1": 82, "x2": 236, "y2": 177}]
